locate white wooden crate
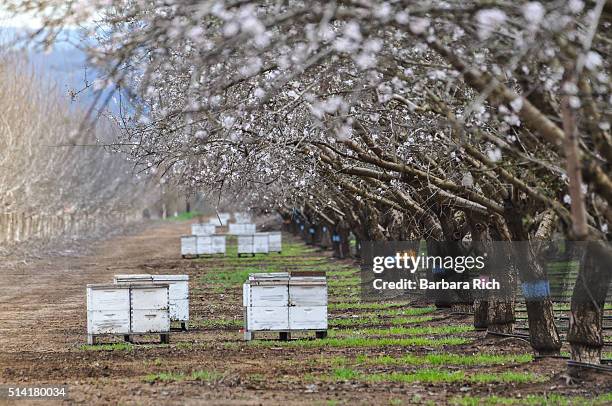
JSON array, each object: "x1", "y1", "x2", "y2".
[
  {"x1": 87, "y1": 283, "x2": 170, "y2": 345},
  {"x1": 243, "y1": 272, "x2": 327, "y2": 340},
  {"x1": 114, "y1": 274, "x2": 189, "y2": 329},
  {"x1": 195, "y1": 235, "x2": 226, "y2": 255},
  {"x1": 212, "y1": 235, "x2": 226, "y2": 254},
  {"x1": 192, "y1": 223, "x2": 216, "y2": 236},
  {"x1": 268, "y1": 231, "x2": 282, "y2": 253},
  {"x1": 196, "y1": 235, "x2": 214, "y2": 255},
  {"x1": 208, "y1": 213, "x2": 230, "y2": 226},
  {"x1": 237, "y1": 235, "x2": 254, "y2": 256},
  {"x1": 289, "y1": 306, "x2": 327, "y2": 330},
  {"x1": 246, "y1": 307, "x2": 289, "y2": 331},
  {"x1": 87, "y1": 284, "x2": 130, "y2": 336},
  {"x1": 229, "y1": 223, "x2": 256, "y2": 235},
  {"x1": 181, "y1": 235, "x2": 197, "y2": 257},
  {"x1": 234, "y1": 212, "x2": 252, "y2": 223},
  {"x1": 130, "y1": 285, "x2": 170, "y2": 334},
  {"x1": 253, "y1": 233, "x2": 269, "y2": 254},
  {"x1": 219, "y1": 212, "x2": 231, "y2": 225}
]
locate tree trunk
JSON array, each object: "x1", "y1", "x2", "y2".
[
  {"x1": 507, "y1": 210, "x2": 561, "y2": 355},
  {"x1": 567, "y1": 242, "x2": 611, "y2": 366},
  {"x1": 487, "y1": 299, "x2": 515, "y2": 334},
  {"x1": 473, "y1": 299, "x2": 488, "y2": 330}
]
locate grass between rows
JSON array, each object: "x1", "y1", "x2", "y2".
[
  {"x1": 325, "y1": 353, "x2": 533, "y2": 367},
  {"x1": 329, "y1": 315, "x2": 435, "y2": 328},
  {"x1": 164, "y1": 211, "x2": 203, "y2": 221},
  {"x1": 143, "y1": 370, "x2": 223, "y2": 383},
  {"x1": 328, "y1": 325, "x2": 473, "y2": 337},
  {"x1": 328, "y1": 302, "x2": 410, "y2": 311},
  {"x1": 325, "y1": 367, "x2": 544, "y2": 384},
  {"x1": 451, "y1": 393, "x2": 612, "y2": 406},
  {"x1": 247, "y1": 336, "x2": 469, "y2": 348}
]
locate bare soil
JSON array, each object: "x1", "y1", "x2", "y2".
[{"x1": 0, "y1": 220, "x2": 609, "y2": 405}]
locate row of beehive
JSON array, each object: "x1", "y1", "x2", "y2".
[
  {"x1": 86, "y1": 274, "x2": 189, "y2": 344},
  {"x1": 204, "y1": 212, "x2": 251, "y2": 227},
  {"x1": 237, "y1": 232, "x2": 282, "y2": 256},
  {"x1": 181, "y1": 234, "x2": 227, "y2": 257}
]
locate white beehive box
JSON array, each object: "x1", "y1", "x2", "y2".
[
  {"x1": 208, "y1": 217, "x2": 221, "y2": 226},
  {"x1": 196, "y1": 235, "x2": 226, "y2": 256},
  {"x1": 237, "y1": 235, "x2": 254, "y2": 256},
  {"x1": 192, "y1": 223, "x2": 216, "y2": 236},
  {"x1": 243, "y1": 273, "x2": 289, "y2": 333},
  {"x1": 219, "y1": 212, "x2": 231, "y2": 225},
  {"x1": 289, "y1": 275, "x2": 327, "y2": 330},
  {"x1": 87, "y1": 283, "x2": 170, "y2": 345},
  {"x1": 268, "y1": 231, "x2": 282, "y2": 253},
  {"x1": 130, "y1": 284, "x2": 170, "y2": 334},
  {"x1": 196, "y1": 235, "x2": 214, "y2": 255},
  {"x1": 253, "y1": 233, "x2": 270, "y2": 254},
  {"x1": 229, "y1": 223, "x2": 256, "y2": 235},
  {"x1": 243, "y1": 272, "x2": 328, "y2": 340},
  {"x1": 234, "y1": 212, "x2": 252, "y2": 223},
  {"x1": 212, "y1": 235, "x2": 226, "y2": 254},
  {"x1": 114, "y1": 274, "x2": 189, "y2": 330},
  {"x1": 181, "y1": 235, "x2": 197, "y2": 257},
  {"x1": 87, "y1": 284, "x2": 131, "y2": 338}
]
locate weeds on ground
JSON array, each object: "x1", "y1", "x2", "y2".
[
  {"x1": 79, "y1": 343, "x2": 133, "y2": 351},
  {"x1": 249, "y1": 336, "x2": 469, "y2": 348},
  {"x1": 329, "y1": 325, "x2": 471, "y2": 338},
  {"x1": 327, "y1": 368, "x2": 543, "y2": 384},
  {"x1": 164, "y1": 211, "x2": 203, "y2": 221},
  {"x1": 451, "y1": 393, "x2": 612, "y2": 406},
  {"x1": 143, "y1": 370, "x2": 223, "y2": 383},
  {"x1": 329, "y1": 315, "x2": 435, "y2": 328}
]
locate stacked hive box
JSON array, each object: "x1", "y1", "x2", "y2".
[
  {"x1": 229, "y1": 223, "x2": 256, "y2": 235},
  {"x1": 233, "y1": 212, "x2": 252, "y2": 223},
  {"x1": 182, "y1": 222, "x2": 226, "y2": 257},
  {"x1": 238, "y1": 232, "x2": 269, "y2": 257},
  {"x1": 196, "y1": 235, "x2": 226, "y2": 255},
  {"x1": 180, "y1": 235, "x2": 197, "y2": 257},
  {"x1": 192, "y1": 223, "x2": 216, "y2": 236},
  {"x1": 268, "y1": 231, "x2": 282, "y2": 253},
  {"x1": 243, "y1": 272, "x2": 327, "y2": 340},
  {"x1": 114, "y1": 274, "x2": 189, "y2": 330},
  {"x1": 86, "y1": 283, "x2": 170, "y2": 345}
]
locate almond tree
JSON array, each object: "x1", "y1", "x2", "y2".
[{"x1": 13, "y1": 0, "x2": 611, "y2": 364}]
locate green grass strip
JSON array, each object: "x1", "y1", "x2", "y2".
[
  {"x1": 351, "y1": 352, "x2": 533, "y2": 367},
  {"x1": 79, "y1": 343, "x2": 133, "y2": 351},
  {"x1": 329, "y1": 325, "x2": 473, "y2": 337},
  {"x1": 330, "y1": 368, "x2": 543, "y2": 384},
  {"x1": 250, "y1": 336, "x2": 469, "y2": 349},
  {"x1": 329, "y1": 315, "x2": 434, "y2": 328},
  {"x1": 328, "y1": 302, "x2": 410, "y2": 311},
  {"x1": 451, "y1": 393, "x2": 612, "y2": 406},
  {"x1": 143, "y1": 370, "x2": 223, "y2": 383}
]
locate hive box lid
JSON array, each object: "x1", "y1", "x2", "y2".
[
  {"x1": 151, "y1": 274, "x2": 189, "y2": 281},
  {"x1": 88, "y1": 283, "x2": 170, "y2": 289},
  {"x1": 249, "y1": 272, "x2": 289, "y2": 280},
  {"x1": 247, "y1": 273, "x2": 289, "y2": 285},
  {"x1": 114, "y1": 274, "x2": 153, "y2": 281},
  {"x1": 290, "y1": 271, "x2": 326, "y2": 277},
  {"x1": 87, "y1": 283, "x2": 131, "y2": 289}
]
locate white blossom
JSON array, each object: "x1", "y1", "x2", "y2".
[{"x1": 475, "y1": 9, "x2": 507, "y2": 40}]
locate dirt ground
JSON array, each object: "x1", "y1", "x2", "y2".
[{"x1": 0, "y1": 220, "x2": 610, "y2": 405}]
